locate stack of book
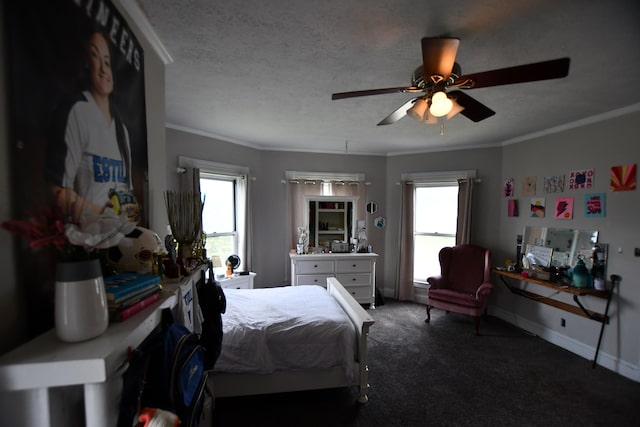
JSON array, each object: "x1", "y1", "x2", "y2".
[{"x1": 104, "y1": 273, "x2": 163, "y2": 322}]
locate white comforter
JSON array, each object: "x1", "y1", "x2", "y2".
[{"x1": 214, "y1": 285, "x2": 356, "y2": 380}]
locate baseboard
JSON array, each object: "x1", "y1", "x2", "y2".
[
  {"x1": 414, "y1": 294, "x2": 428, "y2": 305},
  {"x1": 490, "y1": 306, "x2": 640, "y2": 382}
]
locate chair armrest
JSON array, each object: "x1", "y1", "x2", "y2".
[
  {"x1": 427, "y1": 275, "x2": 445, "y2": 289},
  {"x1": 475, "y1": 282, "x2": 494, "y2": 299}
]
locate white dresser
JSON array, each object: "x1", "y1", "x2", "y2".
[{"x1": 289, "y1": 253, "x2": 378, "y2": 307}]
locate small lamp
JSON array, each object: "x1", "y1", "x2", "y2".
[
  {"x1": 210, "y1": 255, "x2": 223, "y2": 278},
  {"x1": 210, "y1": 255, "x2": 223, "y2": 268},
  {"x1": 429, "y1": 91, "x2": 453, "y2": 117}
]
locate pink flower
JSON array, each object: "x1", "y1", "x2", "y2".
[
  {"x1": 1, "y1": 207, "x2": 68, "y2": 252},
  {"x1": 2, "y1": 205, "x2": 136, "y2": 261}
]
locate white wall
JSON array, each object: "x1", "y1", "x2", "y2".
[
  {"x1": 494, "y1": 110, "x2": 640, "y2": 380},
  {"x1": 385, "y1": 146, "x2": 503, "y2": 298},
  {"x1": 164, "y1": 127, "x2": 387, "y2": 288}
]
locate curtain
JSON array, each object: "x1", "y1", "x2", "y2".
[
  {"x1": 180, "y1": 166, "x2": 252, "y2": 271},
  {"x1": 179, "y1": 167, "x2": 201, "y2": 194},
  {"x1": 456, "y1": 178, "x2": 474, "y2": 245},
  {"x1": 176, "y1": 167, "x2": 203, "y2": 245},
  {"x1": 287, "y1": 181, "x2": 366, "y2": 251},
  {"x1": 397, "y1": 181, "x2": 415, "y2": 301},
  {"x1": 288, "y1": 181, "x2": 322, "y2": 250},
  {"x1": 237, "y1": 174, "x2": 251, "y2": 271}
]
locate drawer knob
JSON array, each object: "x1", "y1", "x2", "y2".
[
  {"x1": 352, "y1": 278, "x2": 356, "y2": 281},
  {"x1": 314, "y1": 264, "x2": 318, "y2": 268},
  {"x1": 352, "y1": 264, "x2": 356, "y2": 267}
]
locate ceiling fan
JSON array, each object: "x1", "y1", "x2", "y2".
[{"x1": 332, "y1": 37, "x2": 570, "y2": 126}]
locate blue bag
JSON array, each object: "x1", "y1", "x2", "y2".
[
  {"x1": 132, "y1": 309, "x2": 208, "y2": 427},
  {"x1": 164, "y1": 323, "x2": 208, "y2": 425}
]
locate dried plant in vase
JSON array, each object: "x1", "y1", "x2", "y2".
[{"x1": 164, "y1": 190, "x2": 205, "y2": 267}]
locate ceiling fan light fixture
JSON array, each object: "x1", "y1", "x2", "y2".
[
  {"x1": 446, "y1": 98, "x2": 465, "y2": 120},
  {"x1": 407, "y1": 98, "x2": 428, "y2": 120},
  {"x1": 429, "y1": 91, "x2": 453, "y2": 117},
  {"x1": 424, "y1": 108, "x2": 438, "y2": 124}
]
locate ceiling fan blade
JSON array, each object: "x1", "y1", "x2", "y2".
[
  {"x1": 421, "y1": 37, "x2": 460, "y2": 80},
  {"x1": 332, "y1": 86, "x2": 420, "y2": 100},
  {"x1": 448, "y1": 91, "x2": 495, "y2": 122},
  {"x1": 377, "y1": 98, "x2": 417, "y2": 126},
  {"x1": 454, "y1": 58, "x2": 570, "y2": 89}
]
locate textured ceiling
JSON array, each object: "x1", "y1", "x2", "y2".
[{"x1": 137, "y1": 0, "x2": 640, "y2": 156}]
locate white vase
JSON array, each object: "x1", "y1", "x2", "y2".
[{"x1": 55, "y1": 258, "x2": 109, "y2": 342}]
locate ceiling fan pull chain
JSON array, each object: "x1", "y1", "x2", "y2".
[{"x1": 440, "y1": 123, "x2": 445, "y2": 136}]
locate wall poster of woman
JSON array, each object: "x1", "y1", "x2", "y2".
[{"x1": 4, "y1": 0, "x2": 148, "y2": 337}]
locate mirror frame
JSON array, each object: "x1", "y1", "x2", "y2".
[
  {"x1": 305, "y1": 195, "x2": 358, "y2": 250},
  {"x1": 522, "y1": 226, "x2": 599, "y2": 268}
]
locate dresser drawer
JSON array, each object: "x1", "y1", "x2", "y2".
[
  {"x1": 342, "y1": 285, "x2": 373, "y2": 302},
  {"x1": 295, "y1": 260, "x2": 334, "y2": 274},
  {"x1": 335, "y1": 259, "x2": 371, "y2": 273},
  {"x1": 336, "y1": 273, "x2": 371, "y2": 286},
  {"x1": 296, "y1": 274, "x2": 333, "y2": 287}
]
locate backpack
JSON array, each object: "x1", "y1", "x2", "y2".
[
  {"x1": 197, "y1": 263, "x2": 226, "y2": 370},
  {"x1": 118, "y1": 308, "x2": 208, "y2": 427}
]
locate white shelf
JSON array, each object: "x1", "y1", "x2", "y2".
[
  {"x1": 0, "y1": 291, "x2": 177, "y2": 391},
  {"x1": 0, "y1": 265, "x2": 206, "y2": 426}
]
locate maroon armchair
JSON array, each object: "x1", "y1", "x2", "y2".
[{"x1": 426, "y1": 244, "x2": 493, "y2": 335}]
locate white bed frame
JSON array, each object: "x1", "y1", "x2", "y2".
[{"x1": 210, "y1": 277, "x2": 375, "y2": 403}]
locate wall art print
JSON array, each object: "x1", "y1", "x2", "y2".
[
  {"x1": 554, "y1": 197, "x2": 574, "y2": 219},
  {"x1": 610, "y1": 163, "x2": 637, "y2": 192},
  {"x1": 522, "y1": 176, "x2": 536, "y2": 196},
  {"x1": 543, "y1": 175, "x2": 565, "y2": 193},
  {"x1": 5, "y1": 0, "x2": 148, "y2": 337},
  {"x1": 584, "y1": 193, "x2": 605, "y2": 218},
  {"x1": 507, "y1": 199, "x2": 518, "y2": 217},
  {"x1": 568, "y1": 169, "x2": 594, "y2": 190},
  {"x1": 503, "y1": 178, "x2": 514, "y2": 197},
  {"x1": 530, "y1": 197, "x2": 545, "y2": 218}
]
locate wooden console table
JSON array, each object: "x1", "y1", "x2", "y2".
[{"x1": 492, "y1": 268, "x2": 619, "y2": 368}]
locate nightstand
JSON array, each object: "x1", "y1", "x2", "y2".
[{"x1": 218, "y1": 272, "x2": 256, "y2": 289}]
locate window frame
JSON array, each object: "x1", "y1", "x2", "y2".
[
  {"x1": 179, "y1": 156, "x2": 249, "y2": 270},
  {"x1": 412, "y1": 182, "x2": 458, "y2": 283},
  {"x1": 200, "y1": 172, "x2": 239, "y2": 256},
  {"x1": 402, "y1": 169, "x2": 476, "y2": 284}
]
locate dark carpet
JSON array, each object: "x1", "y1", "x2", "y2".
[{"x1": 212, "y1": 299, "x2": 639, "y2": 427}]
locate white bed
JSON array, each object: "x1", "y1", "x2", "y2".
[{"x1": 210, "y1": 277, "x2": 375, "y2": 403}]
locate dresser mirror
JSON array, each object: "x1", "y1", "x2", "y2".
[
  {"x1": 306, "y1": 196, "x2": 357, "y2": 251},
  {"x1": 522, "y1": 226, "x2": 599, "y2": 269}
]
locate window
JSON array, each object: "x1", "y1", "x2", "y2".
[
  {"x1": 200, "y1": 174, "x2": 236, "y2": 256},
  {"x1": 198, "y1": 171, "x2": 247, "y2": 273},
  {"x1": 413, "y1": 184, "x2": 458, "y2": 282}
]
